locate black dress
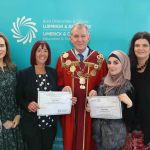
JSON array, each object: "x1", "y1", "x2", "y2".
[{"x1": 131, "y1": 59, "x2": 150, "y2": 145}]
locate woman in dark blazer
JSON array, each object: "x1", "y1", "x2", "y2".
[{"x1": 17, "y1": 41, "x2": 58, "y2": 150}]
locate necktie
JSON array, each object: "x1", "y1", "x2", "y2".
[{"x1": 78, "y1": 53, "x2": 84, "y2": 62}]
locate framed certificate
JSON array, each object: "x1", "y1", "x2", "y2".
[
  {"x1": 87, "y1": 96, "x2": 122, "y2": 119},
  {"x1": 37, "y1": 91, "x2": 72, "y2": 116}
]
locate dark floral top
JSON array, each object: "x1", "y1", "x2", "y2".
[{"x1": 0, "y1": 66, "x2": 24, "y2": 150}]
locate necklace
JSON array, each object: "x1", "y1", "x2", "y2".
[
  {"x1": 62, "y1": 51, "x2": 104, "y2": 89},
  {"x1": 136, "y1": 60, "x2": 148, "y2": 71}
]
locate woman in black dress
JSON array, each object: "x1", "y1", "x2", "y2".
[{"x1": 129, "y1": 32, "x2": 150, "y2": 149}]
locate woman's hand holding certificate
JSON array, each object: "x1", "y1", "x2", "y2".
[
  {"x1": 37, "y1": 91, "x2": 72, "y2": 116},
  {"x1": 87, "y1": 96, "x2": 122, "y2": 119}
]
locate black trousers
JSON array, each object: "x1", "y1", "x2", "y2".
[{"x1": 20, "y1": 116, "x2": 57, "y2": 150}]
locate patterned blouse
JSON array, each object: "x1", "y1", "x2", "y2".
[{"x1": 35, "y1": 74, "x2": 55, "y2": 129}]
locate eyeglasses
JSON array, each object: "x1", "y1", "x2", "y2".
[{"x1": 0, "y1": 44, "x2": 6, "y2": 48}]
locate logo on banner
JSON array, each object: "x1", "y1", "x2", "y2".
[{"x1": 11, "y1": 16, "x2": 38, "y2": 44}]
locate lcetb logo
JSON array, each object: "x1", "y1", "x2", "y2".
[{"x1": 11, "y1": 16, "x2": 38, "y2": 44}]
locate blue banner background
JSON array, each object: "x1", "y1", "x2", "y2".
[{"x1": 1, "y1": 0, "x2": 150, "y2": 149}]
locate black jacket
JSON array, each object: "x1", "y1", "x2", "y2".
[{"x1": 16, "y1": 66, "x2": 59, "y2": 124}]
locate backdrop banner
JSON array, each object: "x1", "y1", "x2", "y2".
[{"x1": 1, "y1": 0, "x2": 150, "y2": 149}]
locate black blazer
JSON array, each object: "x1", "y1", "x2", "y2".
[{"x1": 16, "y1": 66, "x2": 59, "y2": 125}]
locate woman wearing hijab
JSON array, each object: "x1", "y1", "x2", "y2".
[{"x1": 89, "y1": 50, "x2": 135, "y2": 150}]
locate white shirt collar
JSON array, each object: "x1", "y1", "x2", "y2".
[{"x1": 74, "y1": 47, "x2": 89, "y2": 60}]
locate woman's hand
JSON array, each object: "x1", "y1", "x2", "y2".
[
  {"x1": 89, "y1": 90, "x2": 97, "y2": 96},
  {"x1": 86, "y1": 103, "x2": 90, "y2": 112},
  {"x1": 3, "y1": 120, "x2": 14, "y2": 129},
  {"x1": 12, "y1": 115, "x2": 21, "y2": 128},
  {"x1": 87, "y1": 90, "x2": 97, "y2": 112},
  {"x1": 118, "y1": 93, "x2": 133, "y2": 108},
  {"x1": 71, "y1": 97, "x2": 77, "y2": 106},
  {"x1": 28, "y1": 101, "x2": 40, "y2": 112},
  {"x1": 62, "y1": 86, "x2": 72, "y2": 93}
]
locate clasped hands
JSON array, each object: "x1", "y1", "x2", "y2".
[{"x1": 3, "y1": 115, "x2": 20, "y2": 129}]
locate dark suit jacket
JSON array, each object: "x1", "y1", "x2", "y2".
[{"x1": 16, "y1": 66, "x2": 59, "y2": 127}]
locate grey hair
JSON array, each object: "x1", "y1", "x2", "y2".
[{"x1": 70, "y1": 23, "x2": 89, "y2": 35}]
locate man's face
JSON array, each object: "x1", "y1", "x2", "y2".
[{"x1": 70, "y1": 27, "x2": 90, "y2": 53}]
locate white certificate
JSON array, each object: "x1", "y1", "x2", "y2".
[
  {"x1": 87, "y1": 96, "x2": 122, "y2": 119},
  {"x1": 37, "y1": 91, "x2": 72, "y2": 116}
]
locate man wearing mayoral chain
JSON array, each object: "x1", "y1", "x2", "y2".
[{"x1": 56, "y1": 23, "x2": 107, "y2": 150}]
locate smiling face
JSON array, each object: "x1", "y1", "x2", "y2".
[
  {"x1": 107, "y1": 57, "x2": 122, "y2": 76},
  {"x1": 134, "y1": 38, "x2": 150, "y2": 61},
  {"x1": 70, "y1": 26, "x2": 90, "y2": 53},
  {"x1": 0, "y1": 37, "x2": 6, "y2": 61},
  {"x1": 35, "y1": 44, "x2": 49, "y2": 65}
]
